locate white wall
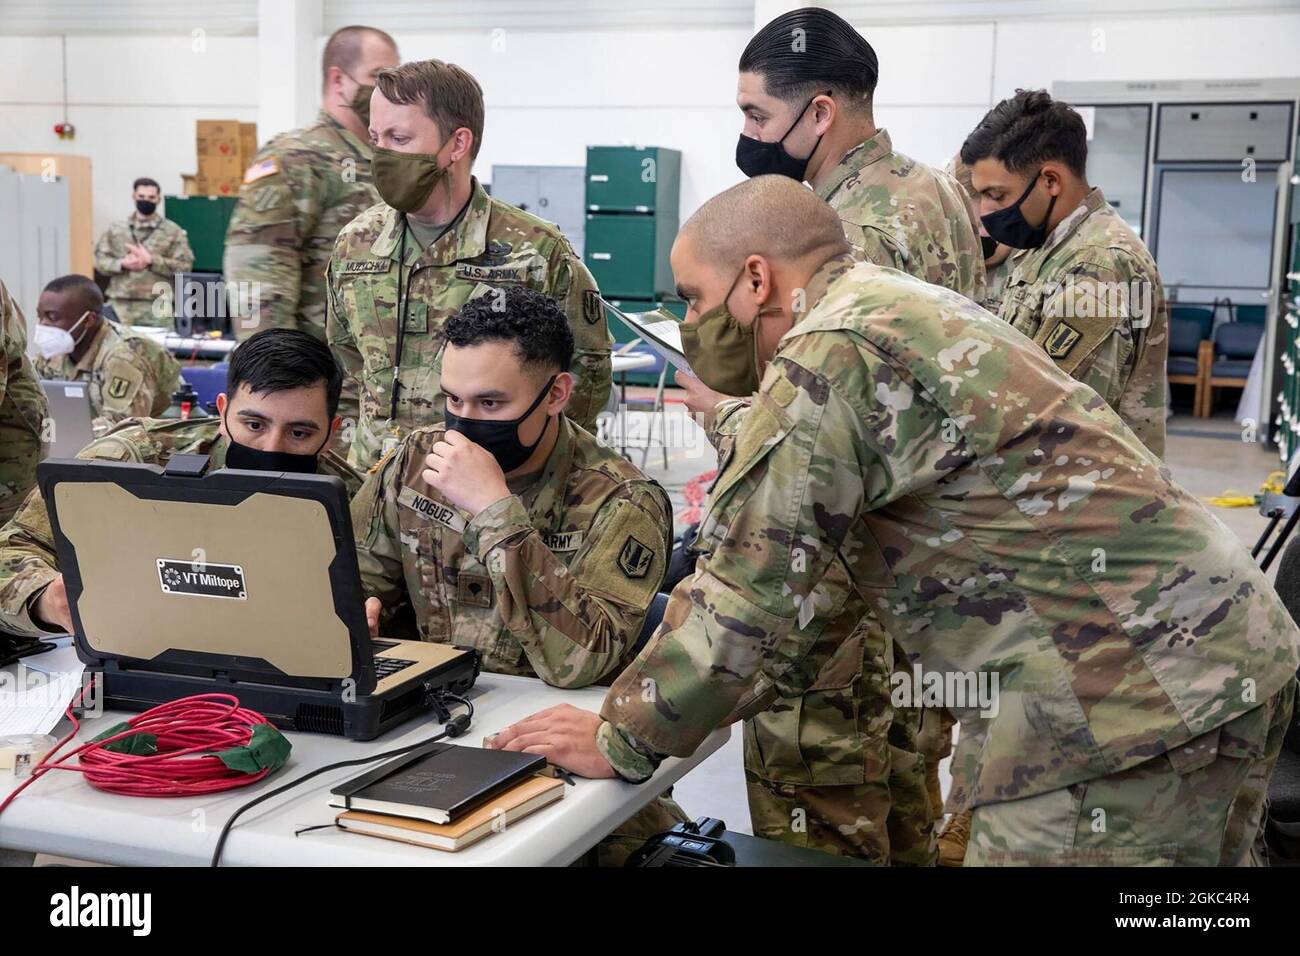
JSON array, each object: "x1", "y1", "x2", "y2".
[
  {"x1": 0, "y1": 35, "x2": 259, "y2": 240},
  {"x1": 1, "y1": 5, "x2": 1299, "y2": 252}
]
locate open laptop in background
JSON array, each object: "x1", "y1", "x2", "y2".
[
  {"x1": 40, "y1": 380, "x2": 96, "y2": 460},
  {"x1": 37, "y1": 455, "x2": 479, "y2": 740}
]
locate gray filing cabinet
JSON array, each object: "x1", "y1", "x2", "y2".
[
  {"x1": 1157, "y1": 103, "x2": 1293, "y2": 162},
  {"x1": 490, "y1": 165, "x2": 586, "y2": 258},
  {"x1": 0, "y1": 165, "x2": 71, "y2": 342}
]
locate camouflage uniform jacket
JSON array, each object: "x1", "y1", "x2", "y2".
[
  {"x1": 818, "y1": 129, "x2": 985, "y2": 301},
  {"x1": 0, "y1": 281, "x2": 47, "y2": 525},
  {"x1": 595, "y1": 259, "x2": 1300, "y2": 813},
  {"x1": 224, "y1": 111, "x2": 379, "y2": 343},
  {"x1": 327, "y1": 179, "x2": 613, "y2": 471},
  {"x1": 0, "y1": 416, "x2": 361, "y2": 638},
  {"x1": 93, "y1": 213, "x2": 194, "y2": 303},
  {"x1": 351, "y1": 417, "x2": 671, "y2": 686},
  {"x1": 999, "y1": 187, "x2": 1168, "y2": 457},
  {"x1": 35, "y1": 320, "x2": 183, "y2": 433}
]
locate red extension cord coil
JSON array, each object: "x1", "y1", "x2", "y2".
[{"x1": 0, "y1": 689, "x2": 282, "y2": 814}]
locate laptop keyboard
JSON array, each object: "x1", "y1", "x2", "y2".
[{"x1": 370, "y1": 640, "x2": 416, "y2": 679}]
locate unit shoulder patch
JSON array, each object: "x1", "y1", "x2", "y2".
[
  {"x1": 1043, "y1": 321, "x2": 1082, "y2": 359},
  {"x1": 617, "y1": 535, "x2": 654, "y2": 579},
  {"x1": 582, "y1": 288, "x2": 602, "y2": 325}
]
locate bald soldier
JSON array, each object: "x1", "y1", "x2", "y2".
[
  {"x1": 328, "y1": 59, "x2": 611, "y2": 471},
  {"x1": 0, "y1": 329, "x2": 361, "y2": 639},
  {"x1": 963, "y1": 90, "x2": 1169, "y2": 458},
  {"x1": 352, "y1": 287, "x2": 679, "y2": 863},
  {"x1": 487, "y1": 176, "x2": 1299, "y2": 867},
  {"x1": 33, "y1": 274, "x2": 181, "y2": 436},
  {"x1": 0, "y1": 280, "x2": 46, "y2": 526},
  {"x1": 225, "y1": 25, "x2": 400, "y2": 343},
  {"x1": 671, "y1": 6, "x2": 990, "y2": 864}
]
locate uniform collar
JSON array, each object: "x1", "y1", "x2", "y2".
[
  {"x1": 516, "y1": 415, "x2": 575, "y2": 528},
  {"x1": 1013, "y1": 186, "x2": 1108, "y2": 283},
  {"x1": 370, "y1": 177, "x2": 490, "y2": 267},
  {"x1": 795, "y1": 251, "x2": 862, "y2": 321},
  {"x1": 71, "y1": 320, "x2": 113, "y2": 375},
  {"x1": 317, "y1": 109, "x2": 372, "y2": 160},
  {"x1": 131, "y1": 212, "x2": 162, "y2": 228},
  {"x1": 816, "y1": 128, "x2": 893, "y2": 201}
]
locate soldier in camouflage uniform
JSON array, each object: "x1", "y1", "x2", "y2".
[
  {"x1": 224, "y1": 26, "x2": 399, "y2": 447},
  {"x1": 693, "y1": 8, "x2": 989, "y2": 863},
  {"x1": 0, "y1": 329, "x2": 360, "y2": 638},
  {"x1": 489, "y1": 176, "x2": 1300, "y2": 867},
  {"x1": 352, "y1": 288, "x2": 679, "y2": 863},
  {"x1": 327, "y1": 59, "x2": 611, "y2": 472},
  {"x1": 963, "y1": 90, "x2": 1169, "y2": 458},
  {"x1": 93, "y1": 178, "x2": 194, "y2": 328},
  {"x1": 32, "y1": 274, "x2": 182, "y2": 437},
  {"x1": 0, "y1": 280, "x2": 47, "y2": 527},
  {"x1": 947, "y1": 154, "x2": 1020, "y2": 314}
]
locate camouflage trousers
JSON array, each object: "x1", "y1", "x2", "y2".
[
  {"x1": 109, "y1": 297, "x2": 171, "y2": 328},
  {"x1": 966, "y1": 679, "x2": 1297, "y2": 866},
  {"x1": 743, "y1": 613, "x2": 937, "y2": 865},
  {"x1": 0, "y1": 424, "x2": 41, "y2": 525}
]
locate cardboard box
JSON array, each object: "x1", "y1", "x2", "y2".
[
  {"x1": 181, "y1": 173, "x2": 200, "y2": 197},
  {"x1": 239, "y1": 123, "x2": 258, "y2": 165},
  {"x1": 196, "y1": 120, "x2": 241, "y2": 160}
]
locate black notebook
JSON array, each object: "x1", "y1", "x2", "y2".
[{"x1": 328, "y1": 743, "x2": 547, "y2": 824}]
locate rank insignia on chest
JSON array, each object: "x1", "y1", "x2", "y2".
[
  {"x1": 397, "y1": 485, "x2": 466, "y2": 533},
  {"x1": 1044, "y1": 321, "x2": 1082, "y2": 359},
  {"x1": 340, "y1": 259, "x2": 391, "y2": 275},
  {"x1": 455, "y1": 571, "x2": 494, "y2": 608},
  {"x1": 617, "y1": 536, "x2": 654, "y2": 579}
]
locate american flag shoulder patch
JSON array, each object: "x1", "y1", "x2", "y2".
[{"x1": 243, "y1": 158, "x2": 280, "y2": 184}]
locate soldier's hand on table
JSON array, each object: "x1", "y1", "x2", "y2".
[
  {"x1": 422, "y1": 430, "x2": 511, "y2": 516},
  {"x1": 483, "y1": 703, "x2": 616, "y2": 779},
  {"x1": 33, "y1": 574, "x2": 73, "y2": 633},
  {"x1": 674, "y1": 371, "x2": 735, "y2": 418},
  {"x1": 364, "y1": 597, "x2": 382, "y2": 639}
]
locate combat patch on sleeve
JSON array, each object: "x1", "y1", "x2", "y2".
[
  {"x1": 582, "y1": 288, "x2": 603, "y2": 325},
  {"x1": 397, "y1": 484, "x2": 466, "y2": 533},
  {"x1": 100, "y1": 362, "x2": 145, "y2": 412},
  {"x1": 243, "y1": 159, "x2": 280, "y2": 184},
  {"x1": 617, "y1": 535, "x2": 654, "y2": 579},
  {"x1": 1043, "y1": 321, "x2": 1082, "y2": 359}
]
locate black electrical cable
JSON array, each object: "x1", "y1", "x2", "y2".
[{"x1": 209, "y1": 693, "x2": 473, "y2": 867}]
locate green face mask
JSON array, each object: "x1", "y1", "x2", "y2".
[
  {"x1": 679, "y1": 269, "x2": 770, "y2": 397},
  {"x1": 349, "y1": 81, "x2": 374, "y2": 128},
  {"x1": 372, "y1": 144, "x2": 450, "y2": 214}
]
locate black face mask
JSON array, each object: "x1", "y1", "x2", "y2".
[
  {"x1": 135, "y1": 199, "x2": 157, "y2": 216},
  {"x1": 980, "y1": 171, "x2": 1057, "y2": 250},
  {"x1": 980, "y1": 235, "x2": 1000, "y2": 259},
  {"x1": 221, "y1": 409, "x2": 328, "y2": 474},
  {"x1": 444, "y1": 376, "x2": 556, "y2": 474},
  {"x1": 735, "y1": 91, "x2": 829, "y2": 181}
]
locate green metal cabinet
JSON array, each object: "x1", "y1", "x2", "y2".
[
  {"x1": 584, "y1": 214, "x2": 678, "y2": 299},
  {"x1": 165, "y1": 195, "x2": 237, "y2": 273},
  {"x1": 585, "y1": 146, "x2": 681, "y2": 214}
]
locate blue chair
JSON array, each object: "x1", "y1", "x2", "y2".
[
  {"x1": 1203, "y1": 323, "x2": 1263, "y2": 416},
  {"x1": 1235, "y1": 304, "x2": 1267, "y2": 324},
  {"x1": 1170, "y1": 305, "x2": 1214, "y2": 342}
]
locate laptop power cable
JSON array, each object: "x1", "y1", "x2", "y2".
[{"x1": 207, "y1": 687, "x2": 473, "y2": 866}]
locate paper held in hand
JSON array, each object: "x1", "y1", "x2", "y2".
[{"x1": 600, "y1": 297, "x2": 696, "y2": 377}]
